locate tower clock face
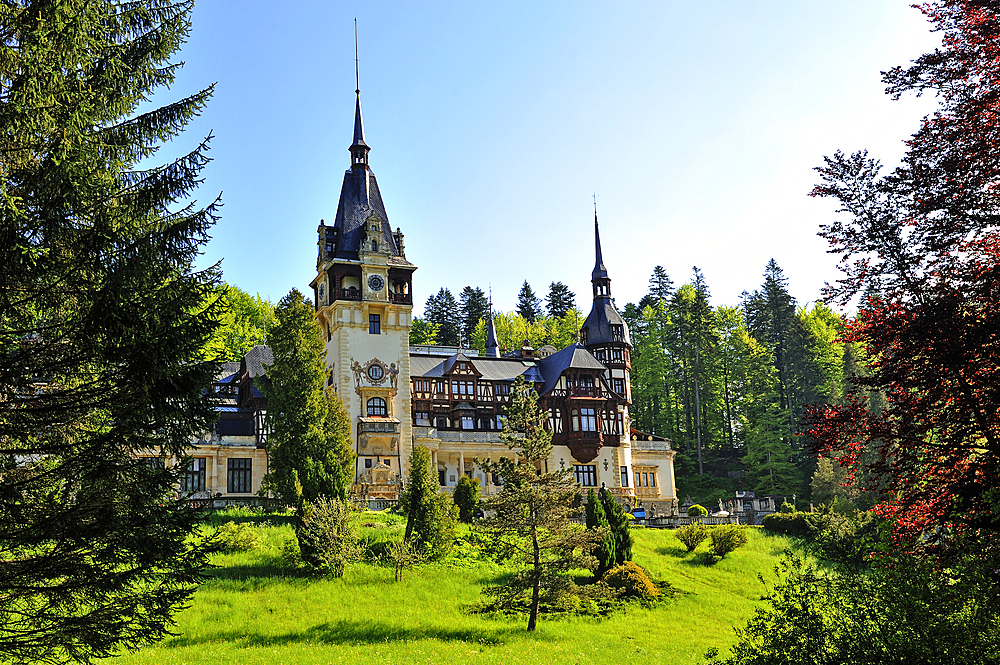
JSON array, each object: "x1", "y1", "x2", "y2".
[{"x1": 368, "y1": 274, "x2": 384, "y2": 291}]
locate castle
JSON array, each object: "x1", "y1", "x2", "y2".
[{"x1": 170, "y1": 88, "x2": 678, "y2": 515}]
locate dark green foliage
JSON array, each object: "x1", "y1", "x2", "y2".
[
  {"x1": 601, "y1": 490, "x2": 633, "y2": 565},
  {"x1": 0, "y1": 1, "x2": 221, "y2": 662},
  {"x1": 779, "y1": 501, "x2": 795, "y2": 514},
  {"x1": 263, "y1": 289, "x2": 354, "y2": 507},
  {"x1": 706, "y1": 553, "x2": 1000, "y2": 665},
  {"x1": 516, "y1": 281, "x2": 543, "y2": 323},
  {"x1": 709, "y1": 525, "x2": 748, "y2": 558},
  {"x1": 648, "y1": 265, "x2": 675, "y2": 302},
  {"x1": 452, "y1": 475, "x2": 481, "y2": 523},
  {"x1": 688, "y1": 504, "x2": 709, "y2": 518},
  {"x1": 424, "y1": 288, "x2": 460, "y2": 346},
  {"x1": 296, "y1": 497, "x2": 361, "y2": 577},
  {"x1": 544, "y1": 281, "x2": 576, "y2": 318},
  {"x1": 477, "y1": 376, "x2": 599, "y2": 631},
  {"x1": 585, "y1": 489, "x2": 615, "y2": 577},
  {"x1": 761, "y1": 512, "x2": 812, "y2": 537},
  {"x1": 458, "y1": 286, "x2": 489, "y2": 344},
  {"x1": 676, "y1": 522, "x2": 709, "y2": 552},
  {"x1": 399, "y1": 445, "x2": 456, "y2": 559}
]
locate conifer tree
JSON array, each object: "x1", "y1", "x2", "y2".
[
  {"x1": 458, "y1": 286, "x2": 489, "y2": 345},
  {"x1": 516, "y1": 281, "x2": 543, "y2": 323},
  {"x1": 0, "y1": 2, "x2": 220, "y2": 661},
  {"x1": 544, "y1": 281, "x2": 576, "y2": 318},
  {"x1": 601, "y1": 489, "x2": 634, "y2": 565},
  {"x1": 585, "y1": 488, "x2": 615, "y2": 578},
  {"x1": 263, "y1": 289, "x2": 354, "y2": 507},
  {"x1": 478, "y1": 376, "x2": 598, "y2": 631},
  {"x1": 399, "y1": 445, "x2": 455, "y2": 559},
  {"x1": 424, "y1": 288, "x2": 460, "y2": 346}
]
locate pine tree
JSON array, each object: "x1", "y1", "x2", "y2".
[
  {"x1": 458, "y1": 286, "x2": 489, "y2": 345},
  {"x1": 0, "y1": 2, "x2": 220, "y2": 661},
  {"x1": 544, "y1": 281, "x2": 576, "y2": 318},
  {"x1": 424, "y1": 288, "x2": 460, "y2": 346},
  {"x1": 263, "y1": 289, "x2": 354, "y2": 507},
  {"x1": 478, "y1": 376, "x2": 599, "y2": 631},
  {"x1": 648, "y1": 265, "x2": 675, "y2": 303},
  {"x1": 516, "y1": 281, "x2": 543, "y2": 323}
]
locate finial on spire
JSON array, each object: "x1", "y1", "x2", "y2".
[
  {"x1": 591, "y1": 195, "x2": 609, "y2": 286},
  {"x1": 354, "y1": 18, "x2": 360, "y2": 95}
]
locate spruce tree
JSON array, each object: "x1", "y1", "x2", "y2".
[
  {"x1": 516, "y1": 281, "x2": 543, "y2": 323},
  {"x1": 585, "y1": 488, "x2": 615, "y2": 578},
  {"x1": 544, "y1": 281, "x2": 576, "y2": 318},
  {"x1": 0, "y1": 2, "x2": 220, "y2": 661},
  {"x1": 458, "y1": 286, "x2": 489, "y2": 345},
  {"x1": 263, "y1": 289, "x2": 354, "y2": 507},
  {"x1": 399, "y1": 445, "x2": 456, "y2": 559},
  {"x1": 478, "y1": 376, "x2": 599, "y2": 631},
  {"x1": 600, "y1": 489, "x2": 634, "y2": 566},
  {"x1": 424, "y1": 287, "x2": 460, "y2": 346}
]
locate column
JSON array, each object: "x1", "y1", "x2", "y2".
[{"x1": 459, "y1": 450, "x2": 465, "y2": 481}]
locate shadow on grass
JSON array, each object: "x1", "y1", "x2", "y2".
[
  {"x1": 680, "y1": 551, "x2": 719, "y2": 567},
  {"x1": 164, "y1": 618, "x2": 523, "y2": 648},
  {"x1": 655, "y1": 543, "x2": 691, "y2": 558},
  {"x1": 204, "y1": 555, "x2": 312, "y2": 587},
  {"x1": 206, "y1": 513, "x2": 297, "y2": 527}
]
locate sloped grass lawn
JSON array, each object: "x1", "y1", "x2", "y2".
[{"x1": 110, "y1": 514, "x2": 795, "y2": 665}]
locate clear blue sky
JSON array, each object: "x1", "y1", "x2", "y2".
[{"x1": 163, "y1": 2, "x2": 941, "y2": 314}]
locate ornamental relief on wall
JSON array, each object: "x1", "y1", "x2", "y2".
[{"x1": 351, "y1": 357, "x2": 398, "y2": 396}]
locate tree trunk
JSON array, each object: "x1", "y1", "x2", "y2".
[{"x1": 528, "y1": 521, "x2": 541, "y2": 631}]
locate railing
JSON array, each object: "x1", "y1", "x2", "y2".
[
  {"x1": 606, "y1": 487, "x2": 635, "y2": 497},
  {"x1": 632, "y1": 440, "x2": 673, "y2": 452},
  {"x1": 547, "y1": 387, "x2": 607, "y2": 398},
  {"x1": 359, "y1": 420, "x2": 399, "y2": 434},
  {"x1": 436, "y1": 430, "x2": 503, "y2": 443},
  {"x1": 180, "y1": 496, "x2": 285, "y2": 511},
  {"x1": 335, "y1": 288, "x2": 361, "y2": 301},
  {"x1": 389, "y1": 292, "x2": 412, "y2": 304},
  {"x1": 355, "y1": 499, "x2": 398, "y2": 511}
]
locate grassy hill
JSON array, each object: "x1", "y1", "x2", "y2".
[{"x1": 109, "y1": 511, "x2": 797, "y2": 665}]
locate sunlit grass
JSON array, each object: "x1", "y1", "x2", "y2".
[{"x1": 110, "y1": 515, "x2": 796, "y2": 665}]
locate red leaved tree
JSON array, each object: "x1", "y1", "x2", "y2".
[{"x1": 806, "y1": 0, "x2": 1000, "y2": 551}]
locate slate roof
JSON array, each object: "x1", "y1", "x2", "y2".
[
  {"x1": 536, "y1": 343, "x2": 607, "y2": 394},
  {"x1": 409, "y1": 353, "x2": 542, "y2": 384},
  {"x1": 242, "y1": 345, "x2": 272, "y2": 378},
  {"x1": 330, "y1": 167, "x2": 401, "y2": 261},
  {"x1": 581, "y1": 299, "x2": 632, "y2": 346},
  {"x1": 215, "y1": 362, "x2": 240, "y2": 383}
]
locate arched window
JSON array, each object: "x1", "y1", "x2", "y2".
[
  {"x1": 367, "y1": 397, "x2": 387, "y2": 417},
  {"x1": 371, "y1": 240, "x2": 378, "y2": 252}
]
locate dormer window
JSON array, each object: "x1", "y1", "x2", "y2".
[{"x1": 371, "y1": 240, "x2": 378, "y2": 252}]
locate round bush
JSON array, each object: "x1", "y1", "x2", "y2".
[
  {"x1": 214, "y1": 521, "x2": 262, "y2": 552},
  {"x1": 709, "y1": 524, "x2": 749, "y2": 558},
  {"x1": 676, "y1": 522, "x2": 709, "y2": 552},
  {"x1": 603, "y1": 561, "x2": 660, "y2": 598},
  {"x1": 687, "y1": 504, "x2": 709, "y2": 518}
]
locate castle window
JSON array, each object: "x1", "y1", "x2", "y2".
[
  {"x1": 574, "y1": 465, "x2": 597, "y2": 487},
  {"x1": 369, "y1": 314, "x2": 380, "y2": 334},
  {"x1": 367, "y1": 397, "x2": 387, "y2": 417},
  {"x1": 616, "y1": 411, "x2": 624, "y2": 435},
  {"x1": 415, "y1": 411, "x2": 430, "y2": 425},
  {"x1": 613, "y1": 378, "x2": 625, "y2": 395},
  {"x1": 580, "y1": 330, "x2": 588, "y2": 345},
  {"x1": 371, "y1": 240, "x2": 378, "y2": 252},
  {"x1": 436, "y1": 380, "x2": 446, "y2": 394},
  {"x1": 181, "y1": 458, "x2": 206, "y2": 493},
  {"x1": 461, "y1": 415, "x2": 474, "y2": 430},
  {"x1": 611, "y1": 325, "x2": 624, "y2": 342},
  {"x1": 227, "y1": 458, "x2": 252, "y2": 494},
  {"x1": 580, "y1": 407, "x2": 597, "y2": 432},
  {"x1": 571, "y1": 409, "x2": 580, "y2": 432},
  {"x1": 621, "y1": 466, "x2": 629, "y2": 487}
]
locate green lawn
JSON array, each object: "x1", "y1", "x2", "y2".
[{"x1": 110, "y1": 514, "x2": 796, "y2": 665}]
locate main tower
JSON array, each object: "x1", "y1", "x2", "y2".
[{"x1": 310, "y1": 85, "x2": 416, "y2": 499}]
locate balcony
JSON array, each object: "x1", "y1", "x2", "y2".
[
  {"x1": 389, "y1": 292, "x2": 412, "y2": 305},
  {"x1": 632, "y1": 440, "x2": 672, "y2": 452},
  {"x1": 335, "y1": 287, "x2": 361, "y2": 302},
  {"x1": 358, "y1": 418, "x2": 399, "y2": 434}
]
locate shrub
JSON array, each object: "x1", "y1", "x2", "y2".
[
  {"x1": 779, "y1": 501, "x2": 795, "y2": 514},
  {"x1": 585, "y1": 489, "x2": 615, "y2": 577},
  {"x1": 709, "y1": 524, "x2": 749, "y2": 558},
  {"x1": 603, "y1": 561, "x2": 660, "y2": 599},
  {"x1": 214, "y1": 521, "x2": 263, "y2": 552},
  {"x1": 297, "y1": 496, "x2": 362, "y2": 577},
  {"x1": 452, "y1": 476, "x2": 481, "y2": 523},
  {"x1": 676, "y1": 522, "x2": 709, "y2": 552},
  {"x1": 688, "y1": 504, "x2": 709, "y2": 518},
  {"x1": 762, "y1": 511, "x2": 813, "y2": 537}
]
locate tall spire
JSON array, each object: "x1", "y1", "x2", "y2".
[
  {"x1": 592, "y1": 197, "x2": 608, "y2": 282},
  {"x1": 350, "y1": 19, "x2": 370, "y2": 169},
  {"x1": 485, "y1": 286, "x2": 499, "y2": 358}
]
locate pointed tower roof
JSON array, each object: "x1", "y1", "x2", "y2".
[
  {"x1": 485, "y1": 302, "x2": 499, "y2": 358},
  {"x1": 352, "y1": 91, "x2": 368, "y2": 151},
  {"x1": 593, "y1": 210, "x2": 608, "y2": 280}
]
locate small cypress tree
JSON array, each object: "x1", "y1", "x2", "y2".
[
  {"x1": 399, "y1": 445, "x2": 456, "y2": 559},
  {"x1": 585, "y1": 489, "x2": 616, "y2": 578},
  {"x1": 453, "y1": 475, "x2": 482, "y2": 523},
  {"x1": 601, "y1": 489, "x2": 633, "y2": 566}
]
